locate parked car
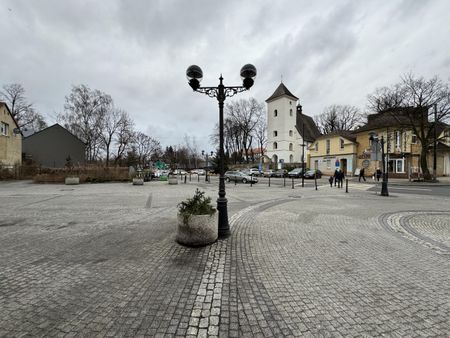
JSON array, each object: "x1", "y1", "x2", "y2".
[
  {"x1": 273, "y1": 169, "x2": 288, "y2": 178},
  {"x1": 174, "y1": 169, "x2": 188, "y2": 175},
  {"x1": 197, "y1": 169, "x2": 206, "y2": 175},
  {"x1": 287, "y1": 168, "x2": 307, "y2": 178},
  {"x1": 303, "y1": 169, "x2": 322, "y2": 179},
  {"x1": 263, "y1": 169, "x2": 275, "y2": 177},
  {"x1": 248, "y1": 168, "x2": 261, "y2": 176},
  {"x1": 224, "y1": 171, "x2": 258, "y2": 184}
]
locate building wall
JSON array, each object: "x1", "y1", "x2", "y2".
[
  {"x1": 22, "y1": 124, "x2": 85, "y2": 168},
  {"x1": 309, "y1": 135, "x2": 357, "y2": 176},
  {"x1": 0, "y1": 105, "x2": 22, "y2": 167},
  {"x1": 266, "y1": 96, "x2": 314, "y2": 167}
]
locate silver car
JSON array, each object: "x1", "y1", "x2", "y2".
[{"x1": 225, "y1": 171, "x2": 258, "y2": 184}]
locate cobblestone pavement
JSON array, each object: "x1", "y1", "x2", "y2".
[{"x1": 0, "y1": 180, "x2": 449, "y2": 337}]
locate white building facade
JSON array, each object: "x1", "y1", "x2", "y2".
[{"x1": 265, "y1": 83, "x2": 320, "y2": 168}]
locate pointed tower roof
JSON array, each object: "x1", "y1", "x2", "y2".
[{"x1": 265, "y1": 83, "x2": 299, "y2": 103}]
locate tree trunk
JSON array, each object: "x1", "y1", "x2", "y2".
[{"x1": 420, "y1": 147, "x2": 432, "y2": 180}]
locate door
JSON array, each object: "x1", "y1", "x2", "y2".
[{"x1": 340, "y1": 159, "x2": 347, "y2": 175}]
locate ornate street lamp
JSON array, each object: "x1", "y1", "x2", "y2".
[
  {"x1": 202, "y1": 150, "x2": 214, "y2": 182},
  {"x1": 186, "y1": 64, "x2": 257, "y2": 237},
  {"x1": 369, "y1": 132, "x2": 389, "y2": 196}
]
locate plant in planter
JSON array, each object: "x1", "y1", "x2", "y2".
[
  {"x1": 132, "y1": 167, "x2": 144, "y2": 185},
  {"x1": 168, "y1": 166, "x2": 178, "y2": 185},
  {"x1": 176, "y1": 189, "x2": 217, "y2": 246},
  {"x1": 64, "y1": 156, "x2": 79, "y2": 185}
]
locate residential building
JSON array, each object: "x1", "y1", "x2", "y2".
[
  {"x1": 22, "y1": 124, "x2": 85, "y2": 168},
  {"x1": 0, "y1": 102, "x2": 22, "y2": 168},
  {"x1": 308, "y1": 131, "x2": 358, "y2": 176},
  {"x1": 265, "y1": 82, "x2": 321, "y2": 168},
  {"x1": 354, "y1": 107, "x2": 450, "y2": 178}
]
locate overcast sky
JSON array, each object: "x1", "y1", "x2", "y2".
[{"x1": 1, "y1": 0, "x2": 449, "y2": 151}]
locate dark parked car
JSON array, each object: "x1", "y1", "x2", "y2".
[
  {"x1": 303, "y1": 169, "x2": 322, "y2": 179},
  {"x1": 224, "y1": 171, "x2": 258, "y2": 183},
  {"x1": 273, "y1": 169, "x2": 288, "y2": 178},
  {"x1": 287, "y1": 168, "x2": 308, "y2": 178}
]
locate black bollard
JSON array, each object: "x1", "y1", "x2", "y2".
[
  {"x1": 235, "y1": 178, "x2": 237, "y2": 186},
  {"x1": 189, "y1": 173, "x2": 191, "y2": 182},
  {"x1": 184, "y1": 175, "x2": 187, "y2": 184},
  {"x1": 268, "y1": 176, "x2": 271, "y2": 187},
  {"x1": 292, "y1": 177, "x2": 294, "y2": 189},
  {"x1": 346, "y1": 179, "x2": 348, "y2": 193},
  {"x1": 250, "y1": 174, "x2": 253, "y2": 187},
  {"x1": 284, "y1": 176, "x2": 286, "y2": 187},
  {"x1": 315, "y1": 174, "x2": 318, "y2": 190},
  {"x1": 197, "y1": 174, "x2": 199, "y2": 182}
]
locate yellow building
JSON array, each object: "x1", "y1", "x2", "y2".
[
  {"x1": 308, "y1": 131, "x2": 357, "y2": 176},
  {"x1": 354, "y1": 108, "x2": 450, "y2": 178},
  {"x1": 0, "y1": 102, "x2": 22, "y2": 168}
]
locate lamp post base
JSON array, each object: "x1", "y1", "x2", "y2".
[
  {"x1": 381, "y1": 181, "x2": 389, "y2": 196},
  {"x1": 217, "y1": 197, "x2": 230, "y2": 238}
]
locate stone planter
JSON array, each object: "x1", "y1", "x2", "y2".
[
  {"x1": 65, "y1": 177, "x2": 79, "y2": 185},
  {"x1": 168, "y1": 177, "x2": 178, "y2": 185},
  {"x1": 132, "y1": 178, "x2": 144, "y2": 185},
  {"x1": 176, "y1": 213, "x2": 217, "y2": 246}
]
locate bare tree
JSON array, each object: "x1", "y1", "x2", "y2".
[
  {"x1": 0, "y1": 83, "x2": 47, "y2": 130},
  {"x1": 132, "y1": 132, "x2": 162, "y2": 166},
  {"x1": 314, "y1": 105, "x2": 362, "y2": 134},
  {"x1": 60, "y1": 84, "x2": 112, "y2": 162},
  {"x1": 114, "y1": 112, "x2": 134, "y2": 164},
  {"x1": 254, "y1": 113, "x2": 267, "y2": 158},
  {"x1": 367, "y1": 73, "x2": 450, "y2": 180},
  {"x1": 100, "y1": 108, "x2": 127, "y2": 165}
]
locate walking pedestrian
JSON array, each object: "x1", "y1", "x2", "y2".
[
  {"x1": 359, "y1": 167, "x2": 366, "y2": 182},
  {"x1": 328, "y1": 175, "x2": 334, "y2": 187},
  {"x1": 334, "y1": 169, "x2": 339, "y2": 186},
  {"x1": 376, "y1": 168, "x2": 382, "y2": 182},
  {"x1": 338, "y1": 169, "x2": 345, "y2": 188}
]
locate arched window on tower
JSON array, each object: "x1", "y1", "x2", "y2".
[
  {"x1": 289, "y1": 143, "x2": 293, "y2": 151},
  {"x1": 274, "y1": 109, "x2": 278, "y2": 117},
  {"x1": 289, "y1": 130, "x2": 293, "y2": 137},
  {"x1": 289, "y1": 154, "x2": 294, "y2": 163},
  {"x1": 290, "y1": 109, "x2": 293, "y2": 116},
  {"x1": 273, "y1": 142, "x2": 278, "y2": 150}
]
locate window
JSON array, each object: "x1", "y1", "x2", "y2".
[
  {"x1": 326, "y1": 140, "x2": 330, "y2": 155},
  {"x1": 315, "y1": 142, "x2": 318, "y2": 151},
  {"x1": 289, "y1": 143, "x2": 293, "y2": 151},
  {"x1": 289, "y1": 155, "x2": 293, "y2": 163},
  {"x1": 0, "y1": 122, "x2": 9, "y2": 136},
  {"x1": 326, "y1": 159, "x2": 331, "y2": 169},
  {"x1": 340, "y1": 138, "x2": 345, "y2": 149},
  {"x1": 273, "y1": 130, "x2": 278, "y2": 137},
  {"x1": 395, "y1": 130, "x2": 401, "y2": 148},
  {"x1": 274, "y1": 109, "x2": 278, "y2": 117},
  {"x1": 411, "y1": 134, "x2": 417, "y2": 144},
  {"x1": 289, "y1": 130, "x2": 293, "y2": 137},
  {"x1": 289, "y1": 109, "x2": 293, "y2": 116},
  {"x1": 273, "y1": 142, "x2": 278, "y2": 150},
  {"x1": 388, "y1": 159, "x2": 405, "y2": 173}
]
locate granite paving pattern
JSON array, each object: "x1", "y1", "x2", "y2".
[{"x1": 0, "y1": 180, "x2": 449, "y2": 337}]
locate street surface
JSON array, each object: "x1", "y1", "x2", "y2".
[{"x1": 0, "y1": 179, "x2": 449, "y2": 337}]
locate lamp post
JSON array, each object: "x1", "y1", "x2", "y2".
[
  {"x1": 298, "y1": 104, "x2": 305, "y2": 188},
  {"x1": 369, "y1": 133, "x2": 389, "y2": 196},
  {"x1": 186, "y1": 64, "x2": 257, "y2": 238},
  {"x1": 202, "y1": 150, "x2": 214, "y2": 182}
]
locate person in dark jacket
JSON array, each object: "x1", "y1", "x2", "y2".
[
  {"x1": 337, "y1": 169, "x2": 345, "y2": 188},
  {"x1": 359, "y1": 167, "x2": 366, "y2": 182},
  {"x1": 333, "y1": 169, "x2": 339, "y2": 186},
  {"x1": 376, "y1": 168, "x2": 382, "y2": 181},
  {"x1": 329, "y1": 175, "x2": 334, "y2": 187}
]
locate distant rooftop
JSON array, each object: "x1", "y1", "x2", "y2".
[{"x1": 266, "y1": 83, "x2": 299, "y2": 103}]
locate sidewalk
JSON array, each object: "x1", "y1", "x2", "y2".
[{"x1": 348, "y1": 175, "x2": 450, "y2": 186}]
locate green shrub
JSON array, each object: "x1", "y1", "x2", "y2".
[{"x1": 178, "y1": 189, "x2": 216, "y2": 219}]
